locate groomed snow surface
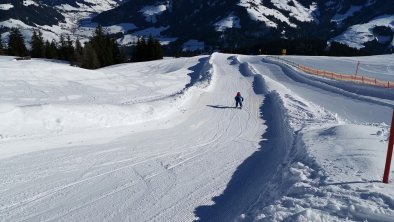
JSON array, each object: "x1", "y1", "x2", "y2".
[{"x1": 0, "y1": 53, "x2": 394, "y2": 221}]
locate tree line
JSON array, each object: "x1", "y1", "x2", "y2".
[
  {"x1": 220, "y1": 38, "x2": 370, "y2": 56},
  {"x1": 132, "y1": 35, "x2": 163, "y2": 62},
  {"x1": 0, "y1": 26, "x2": 163, "y2": 69}
]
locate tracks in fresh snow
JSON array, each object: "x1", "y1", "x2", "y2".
[
  {"x1": 194, "y1": 58, "x2": 296, "y2": 221},
  {"x1": 0, "y1": 54, "x2": 266, "y2": 221},
  {"x1": 2, "y1": 53, "x2": 369, "y2": 222}
]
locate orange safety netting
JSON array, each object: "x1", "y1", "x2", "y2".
[{"x1": 268, "y1": 56, "x2": 394, "y2": 89}]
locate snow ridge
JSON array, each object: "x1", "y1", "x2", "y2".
[
  {"x1": 235, "y1": 61, "x2": 394, "y2": 221},
  {"x1": 0, "y1": 56, "x2": 213, "y2": 140},
  {"x1": 263, "y1": 58, "x2": 394, "y2": 108}
]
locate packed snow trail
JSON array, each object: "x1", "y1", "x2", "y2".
[
  {"x1": 243, "y1": 56, "x2": 393, "y2": 123},
  {"x1": 0, "y1": 54, "x2": 266, "y2": 221},
  {"x1": 233, "y1": 56, "x2": 394, "y2": 221},
  {"x1": 1, "y1": 53, "x2": 394, "y2": 222}
]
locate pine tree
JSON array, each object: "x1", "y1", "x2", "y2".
[
  {"x1": 154, "y1": 39, "x2": 163, "y2": 60},
  {"x1": 90, "y1": 25, "x2": 108, "y2": 66},
  {"x1": 147, "y1": 35, "x2": 154, "y2": 60},
  {"x1": 82, "y1": 43, "x2": 100, "y2": 69},
  {"x1": 140, "y1": 37, "x2": 148, "y2": 61},
  {"x1": 45, "y1": 40, "x2": 58, "y2": 59},
  {"x1": 66, "y1": 35, "x2": 75, "y2": 61},
  {"x1": 132, "y1": 37, "x2": 142, "y2": 62},
  {"x1": 44, "y1": 40, "x2": 51, "y2": 58},
  {"x1": 8, "y1": 27, "x2": 28, "y2": 57},
  {"x1": 31, "y1": 30, "x2": 45, "y2": 58},
  {"x1": 108, "y1": 37, "x2": 126, "y2": 64},
  {"x1": 103, "y1": 35, "x2": 114, "y2": 66},
  {"x1": 77, "y1": 25, "x2": 128, "y2": 68},
  {"x1": 75, "y1": 38, "x2": 83, "y2": 55},
  {"x1": 74, "y1": 38, "x2": 83, "y2": 64},
  {"x1": 58, "y1": 34, "x2": 67, "y2": 60},
  {"x1": 132, "y1": 36, "x2": 163, "y2": 62},
  {"x1": 0, "y1": 33, "x2": 4, "y2": 55}
]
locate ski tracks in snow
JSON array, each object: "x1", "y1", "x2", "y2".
[
  {"x1": 0, "y1": 54, "x2": 265, "y2": 222},
  {"x1": 3, "y1": 53, "x2": 390, "y2": 222}
]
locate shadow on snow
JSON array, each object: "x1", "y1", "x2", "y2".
[
  {"x1": 206, "y1": 105, "x2": 236, "y2": 109},
  {"x1": 194, "y1": 89, "x2": 293, "y2": 221}
]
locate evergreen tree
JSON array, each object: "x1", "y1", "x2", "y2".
[
  {"x1": 90, "y1": 25, "x2": 109, "y2": 66},
  {"x1": 110, "y1": 37, "x2": 126, "y2": 64},
  {"x1": 132, "y1": 36, "x2": 163, "y2": 62},
  {"x1": 8, "y1": 27, "x2": 28, "y2": 57},
  {"x1": 31, "y1": 30, "x2": 45, "y2": 58},
  {"x1": 74, "y1": 38, "x2": 83, "y2": 64},
  {"x1": 82, "y1": 43, "x2": 100, "y2": 69},
  {"x1": 58, "y1": 34, "x2": 67, "y2": 60},
  {"x1": 0, "y1": 33, "x2": 4, "y2": 55},
  {"x1": 147, "y1": 35, "x2": 155, "y2": 60},
  {"x1": 78, "y1": 25, "x2": 128, "y2": 69},
  {"x1": 75, "y1": 38, "x2": 83, "y2": 55},
  {"x1": 66, "y1": 35, "x2": 75, "y2": 61},
  {"x1": 44, "y1": 40, "x2": 51, "y2": 58},
  {"x1": 45, "y1": 40, "x2": 58, "y2": 59},
  {"x1": 132, "y1": 37, "x2": 143, "y2": 62},
  {"x1": 154, "y1": 39, "x2": 163, "y2": 60}
]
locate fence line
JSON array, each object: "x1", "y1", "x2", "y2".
[{"x1": 267, "y1": 56, "x2": 394, "y2": 89}]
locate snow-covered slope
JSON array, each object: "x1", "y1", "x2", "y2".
[
  {"x1": 1, "y1": 0, "x2": 394, "y2": 52},
  {"x1": 285, "y1": 54, "x2": 394, "y2": 81},
  {"x1": 0, "y1": 0, "x2": 394, "y2": 53},
  {"x1": 238, "y1": 0, "x2": 317, "y2": 28},
  {"x1": 333, "y1": 15, "x2": 394, "y2": 50},
  {"x1": 0, "y1": 0, "x2": 125, "y2": 44},
  {"x1": 91, "y1": 0, "x2": 394, "y2": 51},
  {"x1": 0, "y1": 53, "x2": 394, "y2": 221},
  {"x1": 0, "y1": 56, "x2": 203, "y2": 139}
]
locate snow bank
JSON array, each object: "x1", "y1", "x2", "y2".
[
  {"x1": 0, "y1": 101, "x2": 180, "y2": 139},
  {"x1": 285, "y1": 55, "x2": 394, "y2": 82},
  {"x1": 263, "y1": 58, "x2": 394, "y2": 105},
  {"x1": 247, "y1": 123, "x2": 394, "y2": 222},
  {"x1": 0, "y1": 56, "x2": 213, "y2": 139},
  {"x1": 235, "y1": 57, "x2": 394, "y2": 221}
]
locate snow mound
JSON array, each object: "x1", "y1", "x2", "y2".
[
  {"x1": 0, "y1": 101, "x2": 178, "y2": 139},
  {"x1": 0, "y1": 55, "x2": 212, "y2": 139}
]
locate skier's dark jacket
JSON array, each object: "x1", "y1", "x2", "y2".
[{"x1": 235, "y1": 95, "x2": 244, "y2": 102}]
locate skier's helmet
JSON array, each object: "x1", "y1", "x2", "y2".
[{"x1": 237, "y1": 92, "x2": 241, "y2": 96}]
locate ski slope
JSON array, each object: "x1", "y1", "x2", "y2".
[
  {"x1": 0, "y1": 53, "x2": 394, "y2": 221},
  {"x1": 285, "y1": 54, "x2": 394, "y2": 82}
]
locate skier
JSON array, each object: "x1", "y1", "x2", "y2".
[{"x1": 234, "y1": 92, "x2": 244, "y2": 109}]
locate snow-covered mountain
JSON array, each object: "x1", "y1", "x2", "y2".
[
  {"x1": 0, "y1": 0, "x2": 126, "y2": 44},
  {"x1": 1, "y1": 0, "x2": 394, "y2": 53}
]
